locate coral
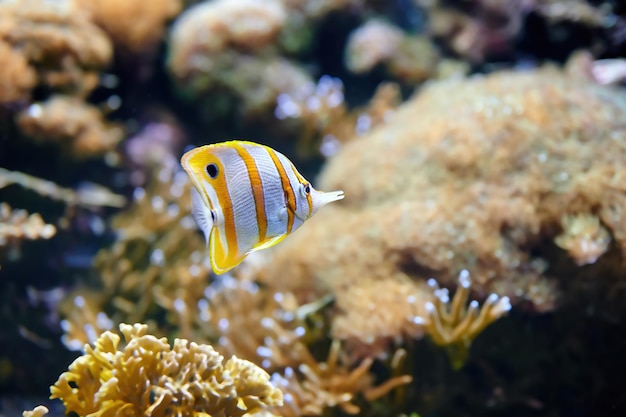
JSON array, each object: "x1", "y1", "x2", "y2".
[
  {"x1": 0, "y1": 0, "x2": 112, "y2": 96},
  {"x1": 22, "y1": 405, "x2": 49, "y2": 417},
  {"x1": 17, "y1": 96, "x2": 124, "y2": 159},
  {"x1": 554, "y1": 213, "x2": 611, "y2": 266},
  {"x1": 191, "y1": 273, "x2": 415, "y2": 415},
  {"x1": 167, "y1": 0, "x2": 287, "y2": 81},
  {"x1": 417, "y1": 0, "x2": 620, "y2": 63},
  {"x1": 76, "y1": 0, "x2": 182, "y2": 54},
  {"x1": 345, "y1": 19, "x2": 404, "y2": 73},
  {"x1": 0, "y1": 203, "x2": 56, "y2": 267},
  {"x1": 272, "y1": 341, "x2": 412, "y2": 416},
  {"x1": 0, "y1": 168, "x2": 126, "y2": 208},
  {"x1": 422, "y1": 0, "x2": 526, "y2": 62},
  {"x1": 253, "y1": 68, "x2": 626, "y2": 352},
  {"x1": 0, "y1": 40, "x2": 36, "y2": 104},
  {"x1": 423, "y1": 270, "x2": 511, "y2": 368},
  {"x1": 193, "y1": 275, "x2": 320, "y2": 372},
  {"x1": 275, "y1": 77, "x2": 401, "y2": 156},
  {"x1": 167, "y1": 0, "x2": 374, "y2": 122},
  {"x1": 58, "y1": 164, "x2": 210, "y2": 349},
  {"x1": 536, "y1": 0, "x2": 609, "y2": 26},
  {"x1": 50, "y1": 323, "x2": 283, "y2": 417},
  {"x1": 345, "y1": 19, "x2": 440, "y2": 83}
]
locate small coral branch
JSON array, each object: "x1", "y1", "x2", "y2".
[
  {"x1": 22, "y1": 406, "x2": 49, "y2": 417},
  {"x1": 50, "y1": 323, "x2": 283, "y2": 417},
  {"x1": 272, "y1": 340, "x2": 412, "y2": 417},
  {"x1": 422, "y1": 270, "x2": 511, "y2": 368},
  {"x1": 0, "y1": 202, "x2": 56, "y2": 267},
  {"x1": 555, "y1": 213, "x2": 610, "y2": 266},
  {"x1": 0, "y1": 168, "x2": 126, "y2": 208}
]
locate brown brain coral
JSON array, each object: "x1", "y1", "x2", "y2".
[
  {"x1": 50, "y1": 323, "x2": 283, "y2": 417},
  {"x1": 253, "y1": 67, "x2": 626, "y2": 347}
]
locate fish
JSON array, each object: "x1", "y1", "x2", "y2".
[{"x1": 181, "y1": 140, "x2": 344, "y2": 274}]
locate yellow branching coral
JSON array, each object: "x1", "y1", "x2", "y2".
[
  {"x1": 272, "y1": 340, "x2": 412, "y2": 416},
  {"x1": 50, "y1": 323, "x2": 283, "y2": 417},
  {"x1": 422, "y1": 270, "x2": 511, "y2": 368},
  {"x1": 555, "y1": 213, "x2": 611, "y2": 266}
]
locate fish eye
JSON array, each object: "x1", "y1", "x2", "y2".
[
  {"x1": 206, "y1": 163, "x2": 219, "y2": 178},
  {"x1": 210, "y1": 210, "x2": 216, "y2": 222},
  {"x1": 304, "y1": 184, "x2": 311, "y2": 194}
]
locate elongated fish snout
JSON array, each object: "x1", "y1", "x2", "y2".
[
  {"x1": 311, "y1": 189, "x2": 344, "y2": 214},
  {"x1": 326, "y1": 190, "x2": 345, "y2": 203}
]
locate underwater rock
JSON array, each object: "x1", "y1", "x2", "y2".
[{"x1": 254, "y1": 67, "x2": 626, "y2": 348}]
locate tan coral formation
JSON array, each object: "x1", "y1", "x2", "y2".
[
  {"x1": 0, "y1": 0, "x2": 112, "y2": 96},
  {"x1": 555, "y1": 213, "x2": 611, "y2": 266},
  {"x1": 76, "y1": 0, "x2": 182, "y2": 54},
  {"x1": 50, "y1": 323, "x2": 283, "y2": 417},
  {"x1": 345, "y1": 19, "x2": 440, "y2": 83},
  {"x1": 168, "y1": 0, "x2": 314, "y2": 119},
  {"x1": 254, "y1": 68, "x2": 626, "y2": 349},
  {"x1": 17, "y1": 95, "x2": 124, "y2": 158},
  {"x1": 167, "y1": 0, "x2": 381, "y2": 122},
  {"x1": 168, "y1": 0, "x2": 287, "y2": 80},
  {"x1": 0, "y1": 41, "x2": 36, "y2": 104}
]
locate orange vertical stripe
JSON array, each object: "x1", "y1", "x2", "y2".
[
  {"x1": 233, "y1": 143, "x2": 267, "y2": 243},
  {"x1": 267, "y1": 147, "x2": 296, "y2": 234}
]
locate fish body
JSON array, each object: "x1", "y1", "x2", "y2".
[{"x1": 181, "y1": 140, "x2": 344, "y2": 274}]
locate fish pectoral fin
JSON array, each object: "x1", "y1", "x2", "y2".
[
  {"x1": 251, "y1": 234, "x2": 287, "y2": 252},
  {"x1": 190, "y1": 187, "x2": 213, "y2": 245}
]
